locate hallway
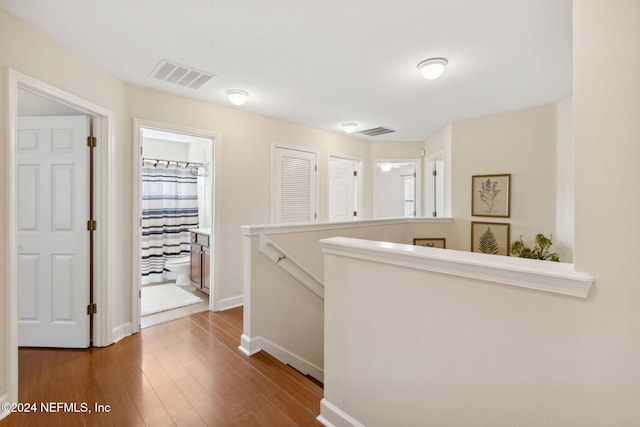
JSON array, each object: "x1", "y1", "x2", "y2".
[{"x1": 1, "y1": 308, "x2": 323, "y2": 426}]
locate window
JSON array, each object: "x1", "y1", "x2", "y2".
[{"x1": 403, "y1": 174, "x2": 415, "y2": 217}]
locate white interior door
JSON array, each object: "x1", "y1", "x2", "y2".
[
  {"x1": 329, "y1": 157, "x2": 358, "y2": 221},
  {"x1": 17, "y1": 116, "x2": 90, "y2": 348},
  {"x1": 273, "y1": 146, "x2": 317, "y2": 223}
]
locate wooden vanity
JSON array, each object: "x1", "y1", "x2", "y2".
[{"x1": 190, "y1": 230, "x2": 211, "y2": 295}]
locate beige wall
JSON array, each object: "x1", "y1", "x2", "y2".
[
  {"x1": 555, "y1": 97, "x2": 574, "y2": 261},
  {"x1": 320, "y1": 2, "x2": 640, "y2": 425},
  {"x1": 573, "y1": 0, "x2": 640, "y2": 421},
  {"x1": 126, "y1": 85, "x2": 372, "y2": 302},
  {"x1": 245, "y1": 219, "x2": 454, "y2": 377},
  {"x1": 0, "y1": 8, "x2": 372, "y2": 404},
  {"x1": 432, "y1": 104, "x2": 559, "y2": 253},
  {"x1": 0, "y1": 9, "x2": 127, "y2": 403}
]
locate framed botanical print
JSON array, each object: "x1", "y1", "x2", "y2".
[
  {"x1": 413, "y1": 238, "x2": 446, "y2": 249},
  {"x1": 471, "y1": 222, "x2": 510, "y2": 256},
  {"x1": 472, "y1": 174, "x2": 511, "y2": 217}
]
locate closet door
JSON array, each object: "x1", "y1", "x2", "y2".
[{"x1": 273, "y1": 146, "x2": 318, "y2": 223}]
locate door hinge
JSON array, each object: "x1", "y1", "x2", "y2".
[
  {"x1": 314, "y1": 164, "x2": 318, "y2": 172},
  {"x1": 87, "y1": 220, "x2": 97, "y2": 231},
  {"x1": 87, "y1": 303, "x2": 97, "y2": 315},
  {"x1": 432, "y1": 170, "x2": 437, "y2": 176},
  {"x1": 314, "y1": 212, "x2": 317, "y2": 220},
  {"x1": 87, "y1": 136, "x2": 97, "y2": 148},
  {"x1": 414, "y1": 172, "x2": 417, "y2": 178},
  {"x1": 353, "y1": 211, "x2": 358, "y2": 217},
  {"x1": 353, "y1": 170, "x2": 358, "y2": 177}
]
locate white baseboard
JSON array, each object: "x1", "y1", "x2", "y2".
[
  {"x1": 0, "y1": 392, "x2": 11, "y2": 421},
  {"x1": 112, "y1": 322, "x2": 132, "y2": 343},
  {"x1": 238, "y1": 334, "x2": 324, "y2": 383},
  {"x1": 214, "y1": 295, "x2": 243, "y2": 311},
  {"x1": 239, "y1": 334, "x2": 262, "y2": 356},
  {"x1": 317, "y1": 399, "x2": 364, "y2": 427}
]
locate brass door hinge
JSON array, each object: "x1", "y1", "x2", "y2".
[
  {"x1": 87, "y1": 303, "x2": 97, "y2": 315},
  {"x1": 87, "y1": 136, "x2": 97, "y2": 148},
  {"x1": 353, "y1": 211, "x2": 358, "y2": 217},
  {"x1": 87, "y1": 220, "x2": 97, "y2": 231},
  {"x1": 353, "y1": 170, "x2": 358, "y2": 177}
]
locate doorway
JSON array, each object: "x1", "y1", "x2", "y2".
[
  {"x1": 132, "y1": 120, "x2": 218, "y2": 331},
  {"x1": 373, "y1": 159, "x2": 422, "y2": 218},
  {"x1": 7, "y1": 69, "x2": 114, "y2": 408}
]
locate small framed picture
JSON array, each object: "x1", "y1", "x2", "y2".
[
  {"x1": 471, "y1": 222, "x2": 510, "y2": 256},
  {"x1": 413, "y1": 238, "x2": 446, "y2": 249},
  {"x1": 472, "y1": 174, "x2": 511, "y2": 217}
]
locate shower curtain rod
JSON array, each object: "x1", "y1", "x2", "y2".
[{"x1": 142, "y1": 157, "x2": 205, "y2": 168}]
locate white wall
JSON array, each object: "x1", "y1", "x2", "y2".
[
  {"x1": 373, "y1": 163, "x2": 415, "y2": 218},
  {"x1": 142, "y1": 138, "x2": 189, "y2": 161}
]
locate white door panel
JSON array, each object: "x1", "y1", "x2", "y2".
[
  {"x1": 329, "y1": 157, "x2": 359, "y2": 221},
  {"x1": 273, "y1": 146, "x2": 317, "y2": 223},
  {"x1": 17, "y1": 116, "x2": 90, "y2": 348}
]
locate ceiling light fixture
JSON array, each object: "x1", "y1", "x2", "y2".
[
  {"x1": 417, "y1": 57, "x2": 448, "y2": 80},
  {"x1": 379, "y1": 163, "x2": 393, "y2": 173},
  {"x1": 342, "y1": 123, "x2": 357, "y2": 133},
  {"x1": 226, "y1": 89, "x2": 249, "y2": 105}
]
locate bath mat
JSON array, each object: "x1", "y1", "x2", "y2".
[{"x1": 141, "y1": 284, "x2": 204, "y2": 316}]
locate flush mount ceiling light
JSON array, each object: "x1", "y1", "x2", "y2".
[
  {"x1": 226, "y1": 89, "x2": 249, "y2": 105},
  {"x1": 342, "y1": 123, "x2": 357, "y2": 133},
  {"x1": 379, "y1": 163, "x2": 393, "y2": 173},
  {"x1": 417, "y1": 57, "x2": 448, "y2": 80}
]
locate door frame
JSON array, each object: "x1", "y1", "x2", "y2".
[
  {"x1": 6, "y1": 69, "x2": 114, "y2": 403},
  {"x1": 131, "y1": 119, "x2": 220, "y2": 331},
  {"x1": 327, "y1": 152, "x2": 363, "y2": 221}
]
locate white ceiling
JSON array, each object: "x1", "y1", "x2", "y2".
[{"x1": 1, "y1": 0, "x2": 572, "y2": 141}]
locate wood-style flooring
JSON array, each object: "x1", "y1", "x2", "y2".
[{"x1": 0, "y1": 308, "x2": 323, "y2": 426}]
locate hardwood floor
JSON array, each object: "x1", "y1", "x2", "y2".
[{"x1": 0, "y1": 308, "x2": 324, "y2": 426}]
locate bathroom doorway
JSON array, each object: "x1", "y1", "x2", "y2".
[{"x1": 132, "y1": 120, "x2": 218, "y2": 331}]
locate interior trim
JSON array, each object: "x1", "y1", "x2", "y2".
[
  {"x1": 242, "y1": 217, "x2": 452, "y2": 236},
  {"x1": 320, "y1": 237, "x2": 594, "y2": 298}
]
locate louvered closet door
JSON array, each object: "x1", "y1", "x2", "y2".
[{"x1": 273, "y1": 147, "x2": 317, "y2": 223}]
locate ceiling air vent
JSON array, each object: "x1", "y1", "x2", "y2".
[
  {"x1": 150, "y1": 59, "x2": 215, "y2": 89},
  {"x1": 358, "y1": 126, "x2": 395, "y2": 136}
]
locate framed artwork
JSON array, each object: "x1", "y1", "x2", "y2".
[
  {"x1": 413, "y1": 238, "x2": 446, "y2": 249},
  {"x1": 472, "y1": 174, "x2": 511, "y2": 217},
  {"x1": 471, "y1": 222, "x2": 510, "y2": 256}
]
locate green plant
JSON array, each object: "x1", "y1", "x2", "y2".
[{"x1": 510, "y1": 233, "x2": 560, "y2": 262}]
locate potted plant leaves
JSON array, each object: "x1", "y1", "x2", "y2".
[{"x1": 510, "y1": 233, "x2": 560, "y2": 262}]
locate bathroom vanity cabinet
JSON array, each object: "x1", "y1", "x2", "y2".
[{"x1": 190, "y1": 231, "x2": 210, "y2": 294}]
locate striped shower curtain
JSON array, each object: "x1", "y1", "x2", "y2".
[{"x1": 141, "y1": 160, "x2": 199, "y2": 285}]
